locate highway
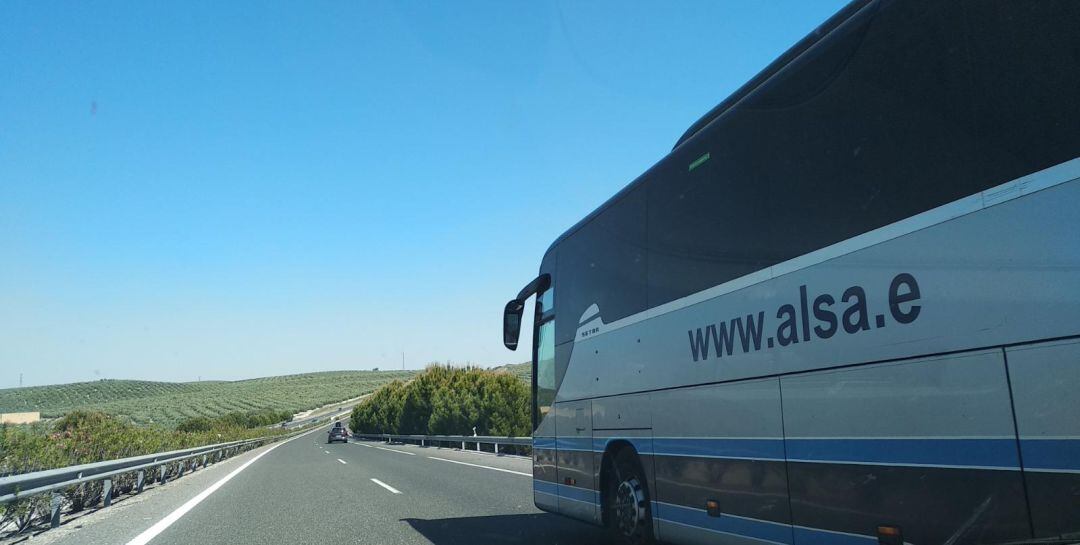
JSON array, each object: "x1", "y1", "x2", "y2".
[{"x1": 40, "y1": 426, "x2": 609, "y2": 545}]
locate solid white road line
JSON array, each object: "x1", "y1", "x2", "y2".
[
  {"x1": 427, "y1": 456, "x2": 531, "y2": 477},
  {"x1": 337, "y1": 459, "x2": 347, "y2": 465},
  {"x1": 374, "y1": 446, "x2": 416, "y2": 456},
  {"x1": 125, "y1": 426, "x2": 322, "y2": 545},
  {"x1": 370, "y1": 478, "x2": 402, "y2": 494}
]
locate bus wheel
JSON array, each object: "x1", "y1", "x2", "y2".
[{"x1": 604, "y1": 449, "x2": 654, "y2": 544}]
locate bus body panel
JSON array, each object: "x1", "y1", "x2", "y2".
[
  {"x1": 1006, "y1": 339, "x2": 1080, "y2": 537},
  {"x1": 781, "y1": 349, "x2": 1027, "y2": 544},
  {"x1": 592, "y1": 392, "x2": 652, "y2": 431},
  {"x1": 651, "y1": 379, "x2": 791, "y2": 544},
  {"x1": 553, "y1": 400, "x2": 598, "y2": 524}
]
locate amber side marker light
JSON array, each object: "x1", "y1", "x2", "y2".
[
  {"x1": 877, "y1": 525, "x2": 903, "y2": 545},
  {"x1": 705, "y1": 500, "x2": 721, "y2": 517}
]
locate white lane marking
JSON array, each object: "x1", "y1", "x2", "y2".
[
  {"x1": 125, "y1": 426, "x2": 322, "y2": 545},
  {"x1": 337, "y1": 458, "x2": 347, "y2": 465},
  {"x1": 427, "y1": 456, "x2": 531, "y2": 477},
  {"x1": 374, "y1": 446, "x2": 416, "y2": 456},
  {"x1": 324, "y1": 451, "x2": 329, "y2": 454},
  {"x1": 357, "y1": 443, "x2": 374, "y2": 448},
  {"x1": 370, "y1": 478, "x2": 402, "y2": 494},
  {"x1": 446, "y1": 448, "x2": 530, "y2": 460}
]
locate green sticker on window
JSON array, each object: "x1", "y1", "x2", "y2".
[{"x1": 689, "y1": 152, "x2": 710, "y2": 172}]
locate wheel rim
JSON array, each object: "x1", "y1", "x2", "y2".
[{"x1": 613, "y1": 477, "x2": 646, "y2": 538}]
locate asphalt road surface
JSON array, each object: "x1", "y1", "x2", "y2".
[{"x1": 41, "y1": 426, "x2": 610, "y2": 545}]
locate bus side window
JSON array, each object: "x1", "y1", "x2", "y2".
[{"x1": 535, "y1": 319, "x2": 556, "y2": 426}]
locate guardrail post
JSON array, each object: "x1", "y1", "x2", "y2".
[
  {"x1": 202, "y1": 454, "x2": 208, "y2": 468},
  {"x1": 103, "y1": 478, "x2": 113, "y2": 507},
  {"x1": 461, "y1": 441, "x2": 465, "y2": 450},
  {"x1": 136, "y1": 470, "x2": 146, "y2": 493},
  {"x1": 178, "y1": 459, "x2": 186, "y2": 478},
  {"x1": 421, "y1": 439, "x2": 425, "y2": 447},
  {"x1": 495, "y1": 443, "x2": 499, "y2": 454},
  {"x1": 50, "y1": 492, "x2": 62, "y2": 528},
  {"x1": 159, "y1": 464, "x2": 167, "y2": 484}
]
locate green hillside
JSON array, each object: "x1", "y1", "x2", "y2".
[
  {"x1": 491, "y1": 362, "x2": 530, "y2": 385},
  {"x1": 0, "y1": 370, "x2": 415, "y2": 428}
]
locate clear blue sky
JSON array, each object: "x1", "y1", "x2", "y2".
[{"x1": 1, "y1": 1, "x2": 847, "y2": 388}]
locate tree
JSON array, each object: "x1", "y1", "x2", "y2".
[{"x1": 349, "y1": 365, "x2": 530, "y2": 438}]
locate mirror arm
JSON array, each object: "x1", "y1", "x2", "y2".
[{"x1": 515, "y1": 273, "x2": 551, "y2": 302}]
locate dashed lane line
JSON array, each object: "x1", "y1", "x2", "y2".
[{"x1": 370, "y1": 478, "x2": 402, "y2": 494}]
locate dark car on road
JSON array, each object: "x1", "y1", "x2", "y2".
[{"x1": 327, "y1": 425, "x2": 348, "y2": 444}]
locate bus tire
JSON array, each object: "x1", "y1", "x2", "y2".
[{"x1": 603, "y1": 447, "x2": 655, "y2": 545}]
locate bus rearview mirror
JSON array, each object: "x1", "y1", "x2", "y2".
[{"x1": 503, "y1": 299, "x2": 524, "y2": 350}]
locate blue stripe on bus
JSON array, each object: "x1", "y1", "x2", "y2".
[
  {"x1": 593, "y1": 436, "x2": 653, "y2": 455},
  {"x1": 532, "y1": 479, "x2": 558, "y2": 495},
  {"x1": 785, "y1": 438, "x2": 1020, "y2": 469},
  {"x1": 533, "y1": 436, "x2": 556, "y2": 449},
  {"x1": 1020, "y1": 439, "x2": 1080, "y2": 472},
  {"x1": 558, "y1": 483, "x2": 598, "y2": 504},
  {"x1": 538, "y1": 436, "x2": 1080, "y2": 470},
  {"x1": 532, "y1": 479, "x2": 598, "y2": 504},
  {"x1": 655, "y1": 502, "x2": 792, "y2": 545},
  {"x1": 555, "y1": 437, "x2": 594, "y2": 452},
  {"x1": 652, "y1": 437, "x2": 785, "y2": 461}
]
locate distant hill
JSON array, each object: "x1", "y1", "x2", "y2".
[
  {"x1": 491, "y1": 362, "x2": 530, "y2": 385},
  {"x1": 0, "y1": 370, "x2": 415, "y2": 428}
]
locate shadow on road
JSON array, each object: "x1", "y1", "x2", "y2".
[{"x1": 401, "y1": 513, "x2": 611, "y2": 545}]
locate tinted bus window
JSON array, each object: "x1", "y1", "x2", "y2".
[
  {"x1": 647, "y1": 0, "x2": 1080, "y2": 307},
  {"x1": 555, "y1": 186, "x2": 646, "y2": 345},
  {"x1": 648, "y1": 147, "x2": 771, "y2": 308}
]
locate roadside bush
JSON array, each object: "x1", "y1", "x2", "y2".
[
  {"x1": 178, "y1": 409, "x2": 292, "y2": 432},
  {"x1": 175, "y1": 416, "x2": 214, "y2": 433},
  {"x1": 350, "y1": 365, "x2": 529, "y2": 437},
  {"x1": 0, "y1": 411, "x2": 291, "y2": 479}
]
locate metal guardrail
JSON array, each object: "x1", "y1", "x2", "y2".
[
  {"x1": 0, "y1": 428, "x2": 309, "y2": 530},
  {"x1": 351, "y1": 433, "x2": 531, "y2": 454}
]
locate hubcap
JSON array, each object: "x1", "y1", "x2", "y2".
[{"x1": 613, "y1": 477, "x2": 646, "y2": 537}]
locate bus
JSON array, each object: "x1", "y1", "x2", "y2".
[{"x1": 501, "y1": 1, "x2": 1080, "y2": 544}]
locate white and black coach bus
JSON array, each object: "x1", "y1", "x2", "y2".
[{"x1": 502, "y1": 1, "x2": 1080, "y2": 544}]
